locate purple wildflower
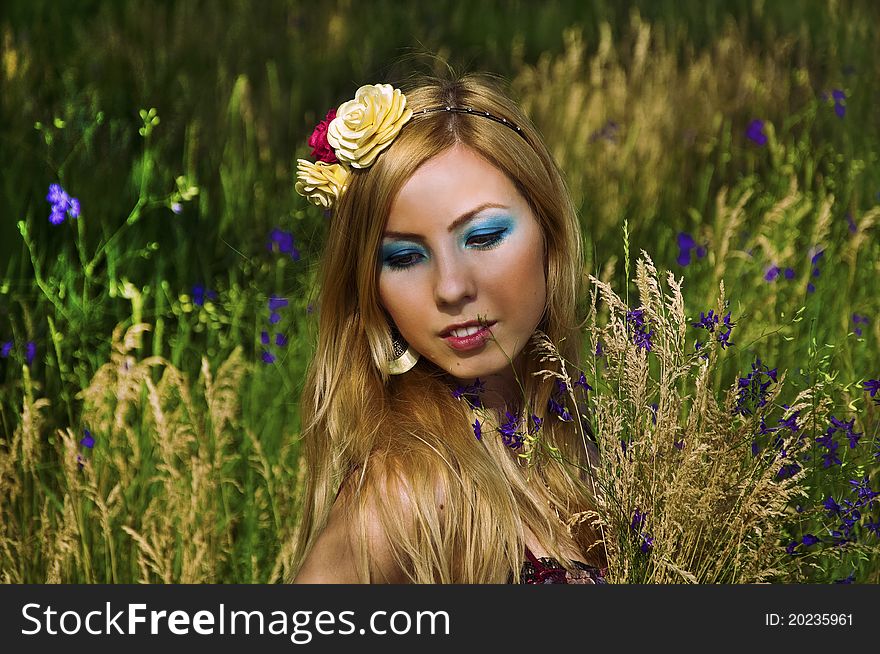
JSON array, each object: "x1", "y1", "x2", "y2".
[
  {"x1": 785, "y1": 541, "x2": 798, "y2": 555},
  {"x1": 45, "y1": 183, "x2": 80, "y2": 225},
  {"x1": 776, "y1": 463, "x2": 801, "y2": 480},
  {"x1": 846, "y1": 212, "x2": 857, "y2": 234},
  {"x1": 834, "y1": 573, "x2": 855, "y2": 584},
  {"x1": 801, "y1": 533, "x2": 820, "y2": 546},
  {"x1": 499, "y1": 411, "x2": 524, "y2": 449},
  {"x1": 733, "y1": 358, "x2": 777, "y2": 416},
  {"x1": 849, "y1": 477, "x2": 879, "y2": 505},
  {"x1": 267, "y1": 228, "x2": 301, "y2": 261},
  {"x1": 764, "y1": 265, "x2": 780, "y2": 282},
  {"x1": 574, "y1": 372, "x2": 592, "y2": 393},
  {"x1": 528, "y1": 414, "x2": 543, "y2": 435},
  {"x1": 829, "y1": 415, "x2": 862, "y2": 449},
  {"x1": 80, "y1": 429, "x2": 95, "y2": 449},
  {"x1": 831, "y1": 89, "x2": 846, "y2": 118},
  {"x1": 783, "y1": 267, "x2": 794, "y2": 280},
  {"x1": 588, "y1": 120, "x2": 619, "y2": 143},
  {"x1": 824, "y1": 496, "x2": 842, "y2": 515},
  {"x1": 192, "y1": 284, "x2": 218, "y2": 307},
  {"x1": 630, "y1": 509, "x2": 647, "y2": 533},
  {"x1": 548, "y1": 396, "x2": 572, "y2": 422},
  {"x1": 674, "y1": 231, "x2": 707, "y2": 266},
  {"x1": 25, "y1": 341, "x2": 36, "y2": 366},
  {"x1": 745, "y1": 119, "x2": 768, "y2": 146},
  {"x1": 473, "y1": 418, "x2": 482, "y2": 441},
  {"x1": 692, "y1": 310, "x2": 719, "y2": 333},
  {"x1": 268, "y1": 296, "x2": 288, "y2": 311},
  {"x1": 171, "y1": 202, "x2": 183, "y2": 215},
  {"x1": 260, "y1": 331, "x2": 270, "y2": 345},
  {"x1": 851, "y1": 313, "x2": 868, "y2": 337},
  {"x1": 275, "y1": 333, "x2": 287, "y2": 347},
  {"x1": 261, "y1": 351, "x2": 276, "y2": 364},
  {"x1": 863, "y1": 379, "x2": 880, "y2": 403},
  {"x1": 1, "y1": 340, "x2": 12, "y2": 358}
]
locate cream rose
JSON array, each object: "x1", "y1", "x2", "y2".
[
  {"x1": 294, "y1": 160, "x2": 350, "y2": 208},
  {"x1": 327, "y1": 84, "x2": 413, "y2": 168}
]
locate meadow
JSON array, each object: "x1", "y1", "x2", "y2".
[{"x1": 0, "y1": 0, "x2": 878, "y2": 583}]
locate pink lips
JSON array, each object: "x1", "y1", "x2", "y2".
[{"x1": 442, "y1": 324, "x2": 495, "y2": 351}]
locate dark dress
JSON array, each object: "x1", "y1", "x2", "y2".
[{"x1": 513, "y1": 546, "x2": 608, "y2": 584}]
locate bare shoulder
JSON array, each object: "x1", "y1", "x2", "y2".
[{"x1": 293, "y1": 464, "x2": 420, "y2": 584}]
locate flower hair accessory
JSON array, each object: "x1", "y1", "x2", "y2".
[
  {"x1": 295, "y1": 83, "x2": 412, "y2": 208},
  {"x1": 295, "y1": 83, "x2": 526, "y2": 208}
]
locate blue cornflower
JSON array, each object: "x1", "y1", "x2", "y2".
[
  {"x1": 1, "y1": 340, "x2": 12, "y2": 358},
  {"x1": 473, "y1": 418, "x2": 482, "y2": 441},
  {"x1": 25, "y1": 341, "x2": 36, "y2": 366},
  {"x1": 46, "y1": 183, "x2": 81, "y2": 225},
  {"x1": 267, "y1": 228, "x2": 301, "y2": 261},
  {"x1": 745, "y1": 119, "x2": 768, "y2": 146},
  {"x1": 80, "y1": 429, "x2": 95, "y2": 449}
]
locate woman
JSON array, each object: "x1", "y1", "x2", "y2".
[{"x1": 289, "y1": 73, "x2": 606, "y2": 583}]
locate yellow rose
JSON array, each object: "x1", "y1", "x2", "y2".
[
  {"x1": 327, "y1": 84, "x2": 413, "y2": 168},
  {"x1": 295, "y1": 160, "x2": 349, "y2": 208}
]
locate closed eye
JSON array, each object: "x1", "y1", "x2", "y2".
[
  {"x1": 466, "y1": 229, "x2": 507, "y2": 249},
  {"x1": 384, "y1": 251, "x2": 424, "y2": 270}
]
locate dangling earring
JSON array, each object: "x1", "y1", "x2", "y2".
[{"x1": 387, "y1": 324, "x2": 419, "y2": 375}]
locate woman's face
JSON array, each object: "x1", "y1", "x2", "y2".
[{"x1": 378, "y1": 144, "x2": 546, "y2": 394}]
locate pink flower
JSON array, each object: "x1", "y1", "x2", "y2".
[{"x1": 308, "y1": 109, "x2": 338, "y2": 163}]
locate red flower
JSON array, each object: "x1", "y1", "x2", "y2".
[{"x1": 308, "y1": 109, "x2": 338, "y2": 163}]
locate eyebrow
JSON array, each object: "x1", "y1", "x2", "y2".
[{"x1": 382, "y1": 202, "x2": 509, "y2": 240}]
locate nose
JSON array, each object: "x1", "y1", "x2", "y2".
[{"x1": 433, "y1": 250, "x2": 476, "y2": 307}]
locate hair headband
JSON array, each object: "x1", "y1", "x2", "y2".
[{"x1": 295, "y1": 83, "x2": 526, "y2": 209}]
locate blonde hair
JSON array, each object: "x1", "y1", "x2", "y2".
[{"x1": 289, "y1": 72, "x2": 604, "y2": 583}]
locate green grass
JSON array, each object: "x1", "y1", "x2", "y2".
[{"x1": 0, "y1": 0, "x2": 878, "y2": 583}]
